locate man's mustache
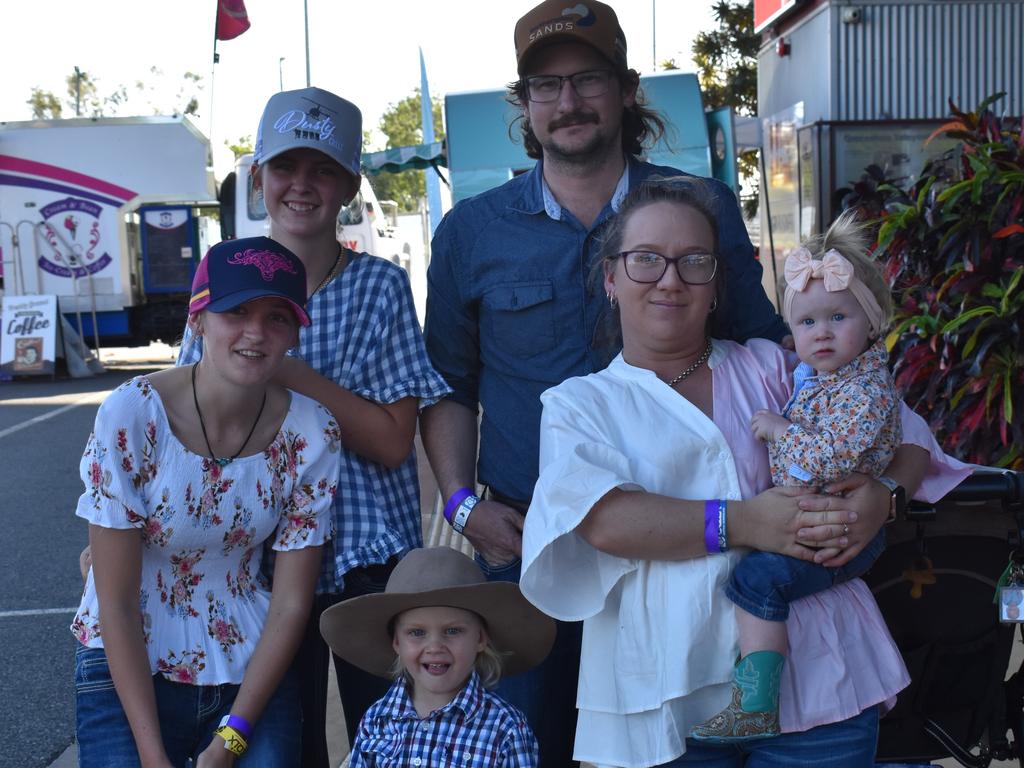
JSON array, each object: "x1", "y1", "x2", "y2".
[{"x1": 548, "y1": 111, "x2": 599, "y2": 131}]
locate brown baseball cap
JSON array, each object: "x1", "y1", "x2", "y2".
[{"x1": 514, "y1": 0, "x2": 628, "y2": 75}]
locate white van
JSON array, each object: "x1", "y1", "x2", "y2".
[{"x1": 219, "y1": 153, "x2": 410, "y2": 268}]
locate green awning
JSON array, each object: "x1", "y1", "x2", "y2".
[{"x1": 361, "y1": 141, "x2": 447, "y2": 175}]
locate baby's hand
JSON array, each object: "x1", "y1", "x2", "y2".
[{"x1": 751, "y1": 409, "x2": 790, "y2": 442}]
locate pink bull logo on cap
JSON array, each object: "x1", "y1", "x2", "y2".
[{"x1": 226, "y1": 248, "x2": 299, "y2": 281}]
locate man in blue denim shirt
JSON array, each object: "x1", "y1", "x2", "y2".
[{"x1": 421, "y1": 1, "x2": 787, "y2": 764}]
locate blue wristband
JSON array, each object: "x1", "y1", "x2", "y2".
[{"x1": 443, "y1": 487, "x2": 474, "y2": 524}]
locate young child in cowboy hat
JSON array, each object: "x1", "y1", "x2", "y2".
[{"x1": 320, "y1": 547, "x2": 555, "y2": 767}]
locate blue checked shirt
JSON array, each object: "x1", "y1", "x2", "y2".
[
  {"x1": 179, "y1": 252, "x2": 451, "y2": 591},
  {"x1": 349, "y1": 672, "x2": 539, "y2": 767}
]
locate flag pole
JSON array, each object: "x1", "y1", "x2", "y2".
[
  {"x1": 419, "y1": 48, "x2": 442, "y2": 235},
  {"x1": 210, "y1": 5, "x2": 219, "y2": 143}
]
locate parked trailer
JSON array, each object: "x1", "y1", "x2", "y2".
[{"x1": 0, "y1": 116, "x2": 217, "y2": 345}]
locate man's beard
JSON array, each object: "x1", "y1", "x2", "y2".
[{"x1": 534, "y1": 110, "x2": 618, "y2": 167}]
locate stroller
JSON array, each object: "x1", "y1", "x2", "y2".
[{"x1": 868, "y1": 469, "x2": 1024, "y2": 768}]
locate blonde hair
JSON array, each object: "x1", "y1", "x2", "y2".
[{"x1": 780, "y1": 211, "x2": 893, "y2": 332}]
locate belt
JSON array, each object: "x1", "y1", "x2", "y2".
[
  {"x1": 485, "y1": 487, "x2": 530, "y2": 515},
  {"x1": 347, "y1": 554, "x2": 401, "y2": 581}
]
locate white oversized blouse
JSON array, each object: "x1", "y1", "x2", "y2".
[{"x1": 521, "y1": 340, "x2": 972, "y2": 768}]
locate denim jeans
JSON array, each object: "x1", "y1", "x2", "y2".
[
  {"x1": 295, "y1": 560, "x2": 397, "y2": 767},
  {"x1": 75, "y1": 644, "x2": 301, "y2": 767},
  {"x1": 657, "y1": 704, "x2": 880, "y2": 767},
  {"x1": 726, "y1": 531, "x2": 887, "y2": 620},
  {"x1": 475, "y1": 553, "x2": 582, "y2": 768}
]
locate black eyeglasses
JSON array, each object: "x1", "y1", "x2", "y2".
[
  {"x1": 618, "y1": 251, "x2": 718, "y2": 284},
  {"x1": 524, "y1": 69, "x2": 614, "y2": 103}
]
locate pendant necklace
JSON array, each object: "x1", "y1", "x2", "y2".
[
  {"x1": 666, "y1": 339, "x2": 714, "y2": 388},
  {"x1": 191, "y1": 363, "x2": 267, "y2": 467},
  {"x1": 311, "y1": 244, "x2": 342, "y2": 297}
]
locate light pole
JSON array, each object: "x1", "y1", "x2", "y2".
[
  {"x1": 652, "y1": 0, "x2": 657, "y2": 71},
  {"x1": 279, "y1": 57, "x2": 285, "y2": 91},
  {"x1": 303, "y1": 0, "x2": 311, "y2": 86}
]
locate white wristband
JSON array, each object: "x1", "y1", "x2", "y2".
[{"x1": 452, "y1": 495, "x2": 480, "y2": 534}]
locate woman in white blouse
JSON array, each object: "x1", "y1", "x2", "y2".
[
  {"x1": 72, "y1": 238, "x2": 341, "y2": 767},
  {"x1": 519, "y1": 178, "x2": 969, "y2": 768}
]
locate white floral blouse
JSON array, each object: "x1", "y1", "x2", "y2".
[{"x1": 71, "y1": 376, "x2": 340, "y2": 685}]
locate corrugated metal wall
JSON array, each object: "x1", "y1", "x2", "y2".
[{"x1": 836, "y1": 1, "x2": 1024, "y2": 120}]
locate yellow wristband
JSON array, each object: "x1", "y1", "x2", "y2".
[{"x1": 215, "y1": 725, "x2": 248, "y2": 756}]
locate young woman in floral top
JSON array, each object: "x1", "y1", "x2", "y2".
[{"x1": 72, "y1": 237, "x2": 341, "y2": 767}]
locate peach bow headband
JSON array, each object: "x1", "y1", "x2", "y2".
[{"x1": 782, "y1": 247, "x2": 885, "y2": 336}]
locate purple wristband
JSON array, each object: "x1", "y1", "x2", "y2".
[
  {"x1": 220, "y1": 714, "x2": 252, "y2": 740},
  {"x1": 444, "y1": 487, "x2": 475, "y2": 523},
  {"x1": 704, "y1": 500, "x2": 721, "y2": 553}
]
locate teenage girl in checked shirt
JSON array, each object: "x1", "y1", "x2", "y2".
[
  {"x1": 691, "y1": 213, "x2": 903, "y2": 742},
  {"x1": 320, "y1": 547, "x2": 555, "y2": 767},
  {"x1": 177, "y1": 87, "x2": 450, "y2": 764}
]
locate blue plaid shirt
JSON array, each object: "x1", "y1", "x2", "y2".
[
  {"x1": 349, "y1": 672, "x2": 538, "y2": 767},
  {"x1": 179, "y1": 251, "x2": 450, "y2": 591}
]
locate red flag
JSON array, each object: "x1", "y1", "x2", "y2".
[{"x1": 216, "y1": 0, "x2": 250, "y2": 41}]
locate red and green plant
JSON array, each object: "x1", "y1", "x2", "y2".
[{"x1": 848, "y1": 94, "x2": 1024, "y2": 469}]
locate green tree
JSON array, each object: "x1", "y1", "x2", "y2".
[
  {"x1": 225, "y1": 135, "x2": 254, "y2": 159},
  {"x1": 690, "y1": 0, "x2": 760, "y2": 215},
  {"x1": 66, "y1": 69, "x2": 103, "y2": 116},
  {"x1": 366, "y1": 89, "x2": 444, "y2": 213},
  {"x1": 27, "y1": 87, "x2": 62, "y2": 119},
  {"x1": 26, "y1": 68, "x2": 203, "y2": 120}
]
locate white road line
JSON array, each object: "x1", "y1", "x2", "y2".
[
  {"x1": 0, "y1": 390, "x2": 108, "y2": 439},
  {"x1": 0, "y1": 607, "x2": 78, "y2": 618}
]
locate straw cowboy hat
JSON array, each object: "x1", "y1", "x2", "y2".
[{"x1": 320, "y1": 547, "x2": 556, "y2": 678}]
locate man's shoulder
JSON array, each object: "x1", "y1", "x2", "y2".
[
  {"x1": 632, "y1": 159, "x2": 734, "y2": 199},
  {"x1": 441, "y1": 169, "x2": 537, "y2": 226}
]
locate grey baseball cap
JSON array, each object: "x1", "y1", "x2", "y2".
[{"x1": 254, "y1": 87, "x2": 362, "y2": 179}]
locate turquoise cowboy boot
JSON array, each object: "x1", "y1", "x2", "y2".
[{"x1": 689, "y1": 650, "x2": 784, "y2": 742}]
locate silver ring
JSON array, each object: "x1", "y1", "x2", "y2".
[{"x1": 842, "y1": 523, "x2": 850, "y2": 536}]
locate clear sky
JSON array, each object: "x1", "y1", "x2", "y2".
[{"x1": 2, "y1": 0, "x2": 717, "y2": 177}]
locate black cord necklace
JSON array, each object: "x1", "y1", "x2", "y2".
[{"x1": 191, "y1": 363, "x2": 267, "y2": 467}]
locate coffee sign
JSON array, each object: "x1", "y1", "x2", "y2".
[{"x1": 1, "y1": 295, "x2": 57, "y2": 375}]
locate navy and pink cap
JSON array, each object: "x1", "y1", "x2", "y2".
[{"x1": 188, "y1": 237, "x2": 311, "y2": 327}]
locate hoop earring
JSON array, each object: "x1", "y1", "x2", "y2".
[
  {"x1": 607, "y1": 292, "x2": 618, "y2": 309},
  {"x1": 709, "y1": 297, "x2": 718, "y2": 313}
]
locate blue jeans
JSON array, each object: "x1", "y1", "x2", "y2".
[
  {"x1": 726, "y1": 531, "x2": 886, "y2": 620},
  {"x1": 476, "y1": 554, "x2": 582, "y2": 768},
  {"x1": 295, "y1": 560, "x2": 397, "y2": 767},
  {"x1": 75, "y1": 645, "x2": 301, "y2": 767},
  {"x1": 658, "y1": 705, "x2": 880, "y2": 767}
]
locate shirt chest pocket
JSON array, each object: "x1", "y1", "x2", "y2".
[
  {"x1": 359, "y1": 739, "x2": 498, "y2": 767},
  {"x1": 482, "y1": 281, "x2": 556, "y2": 357}
]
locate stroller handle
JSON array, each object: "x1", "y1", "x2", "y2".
[{"x1": 942, "y1": 469, "x2": 1024, "y2": 504}]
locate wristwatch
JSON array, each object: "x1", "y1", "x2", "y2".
[{"x1": 877, "y1": 476, "x2": 907, "y2": 523}]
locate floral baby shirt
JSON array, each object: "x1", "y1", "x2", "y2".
[
  {"x1": 770, "y1": 339, "x2": 902, "y2": 486},
  {"x1": 71, "y1": 376, "x2": 340, "y2": 685}
]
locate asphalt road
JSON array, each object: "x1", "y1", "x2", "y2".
[{"x1": 1, "y1": 347, "x2": 173, "y2": 768}]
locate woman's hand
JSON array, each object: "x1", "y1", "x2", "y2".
[
  {"x1": 796, "y1": 473, "x2": 889, "y2": 566},
  {"x1": 734, "y1": 485, "x2": 835, "y2": 561},
  {"x1": 194, "y1": 739, "x2": 236, "y2": 768}
]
